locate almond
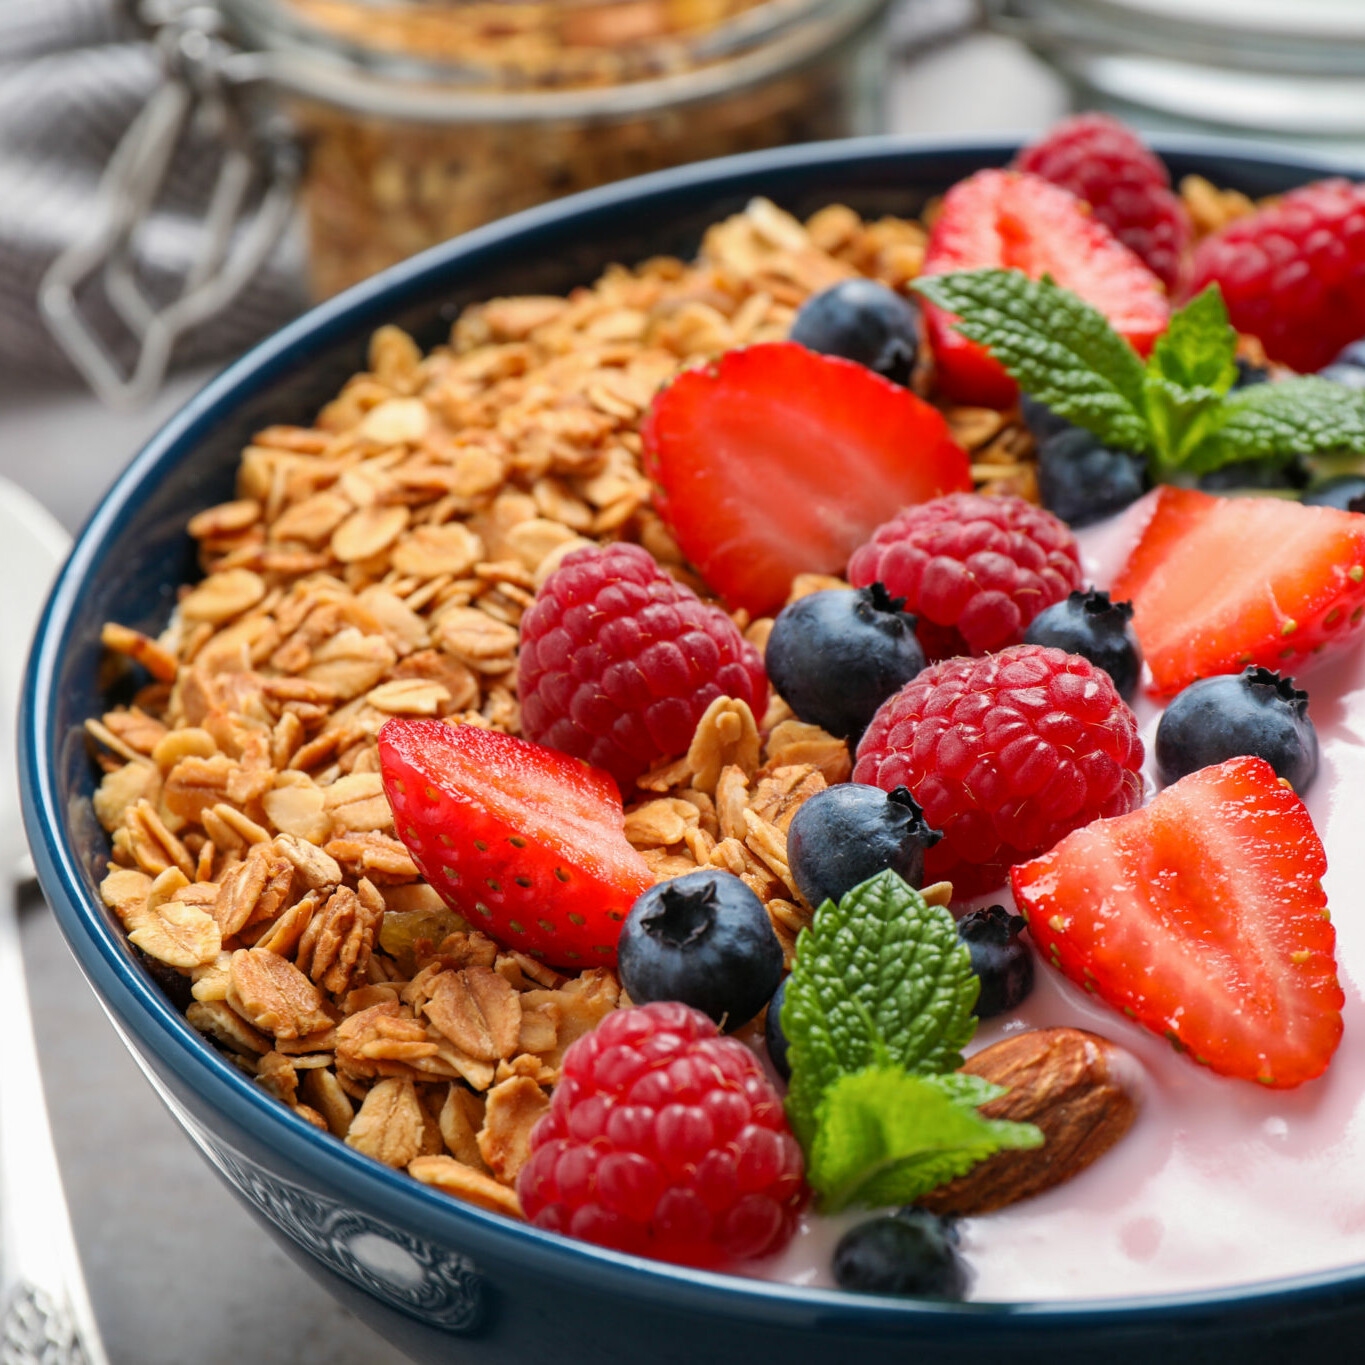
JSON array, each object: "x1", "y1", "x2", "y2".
[{"x1": 918, "y1": 1026, "x2": 1141, "y2": 1216}]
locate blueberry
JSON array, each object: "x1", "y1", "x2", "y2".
[
  {"x1": 1155, "y1": 666, "x2": 1318, "y2": 794},
  {"x1": 1037, "y1": 426, "x2": 1147, "y2": 528},
  {"x1": 957, "y1": 905, "x2": 1034, "y2": 1018},
  {"x1": 1304, "y1": 474, "x2": 1365, "y2": 512},
  {"x1": 1317, "y1": 364, "x2": 1365, "y2": 390},
  {"x1": 765, "y1": 583, "x2": 926, "y2": 741},
  {"x1": 1022, "y1": 589, "x2": 1142, "y2": 700},
  {"x1": 787, "y1": 784, "x2": 942, "y2": 909},
  {"x1": 617, "y1": 870, "x2": 783, "y2": 1029},
  {"x1": 833, "y1": 1209, "x2": 967, "y2": 1299},
  {"x1": 1020, "y1": 393, "x2": 1073, "y2": 445},
  {"x1": 789, "y1": 279, "x2": 920, "y2": 386},
  {"x1": 765, "y1": 976, "x2": 791, "y2": 1082},
  {"x1": 1233, "y1": 356, "x2": 1271, "y2": 387},
  {"x1": 1329, "y1": 337, "x2": 1365, "y2": 371},
  {"x1": 1021, "y1": 396, "x2": 1148, "y2": 527},
  {"x1": 1319, "y1": 338, "x2": 1365, "y2": 386},
  {"x1": 1198, "y1": 455, "x2": 1310, "y2": 492}
]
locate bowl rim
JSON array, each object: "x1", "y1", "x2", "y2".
[{"x1": 23, "y1": 129, "x2": 1365, "y2": 1332}]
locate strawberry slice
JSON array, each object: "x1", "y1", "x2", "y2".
[
  {"x1": 920, "y1": 169, "x2": 1170, "y2": 407},
  {"x1": 379, "y1": 719, "x2": 653, "y2": 969},
  {"x1": 1112, "y1": 486, "x2": 1365, "y2": 695},
  {"x1": 1012, "y1": 756, "x2": 1343, "y2": 1089},
  {"x1": 640, "y1": 341, "x2": 972, "y2": 616}
]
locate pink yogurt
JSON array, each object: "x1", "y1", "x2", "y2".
[{"x1": 757, "y1": 490, "x2": 1365, "y2": 1300}]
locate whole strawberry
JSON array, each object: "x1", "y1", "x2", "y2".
[
  {"x1": 378, "y1": 719, "x2": 652, "y2": 969},
  {"x1": 854, "y1": 645, "x2": 1144, "y2": 897},
  {"x1": 518, "y1": 542, "x2": 767, "y2": 792},
  {"x1": 1186, "y1": 178, "x2": 1365, "y2": 373},
  {"x1": 517, "y1": 1001, "x2": 805, "y2": 1267},
  {"x1": 846, "y1": 493, "x2": 1083, "y2": 660},
  {"x1": 1015, "y1": 113, "x2": 1190, "y2": 290}
]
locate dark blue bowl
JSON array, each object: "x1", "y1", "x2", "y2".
[{"x1": 21, "y1": 135, "x2": 1365, "y2": 1365}]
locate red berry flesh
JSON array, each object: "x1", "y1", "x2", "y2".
[
  {"x1": 847, "y1": 493, "x2": 1083, "y2": 660},
  {"x1": 1015, "y1": 113, "x2": 1191, "y2": 290},
  {"x1": 379, "y1": 720, "x2": 652, "y2": 969},
  {"x1": 1185, "y1": 178, "x2": 1365, "y2": 373},
  {"x1": 517, "y1": 542, "x2": 767, "y2": 793},
  {"x1": 853, "y1": 644, "x2": 1144, "y2": 897},
  {"x1": 517, "y1": 1002, "x2": 805, "y2": 1267},
  {"x1": 640, "y1": 341, "x2": 972, "y2": 616},
  {"x1": 1014, "y1": 755, "x2": 1342, "y2": 1088},
  {"x1": 1111, "y1": 486, "x2": 1365, "y2": 695},
  {"x1": 920, "y1": 169, "x2": 1170, "y2": 407}
]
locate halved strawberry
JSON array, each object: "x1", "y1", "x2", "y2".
[
  {"x1": 379, "y1": 719, "x2": 653, "y2": 969},
  {"x1": 920, "y1": 169, "x2": 1170, "y2": 407},
  {"x1": 1012, "y1": 755, "x2": 1342, "y2": 1089},
  {"x1": 1112, "y1": 486, "x2": 1365, "y2": 695},
  {"x1": 640, "y1": 341, "x2": 972, "y2": 616}
]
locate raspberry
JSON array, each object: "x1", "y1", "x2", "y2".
[
  {"x1": 1015, "y1": 114, "x2": 1190, "y2": 290},
  {"x1": 517, "y1": 1002, "x2": 805, "y2": 1267},
  {"x1": 517, "y1": 543, "x2": 767, "y2": 792},
  {"x1": 853, "y1": 644, "x2": 1144, "y2": 897},
  {"x1": 1185, "y1": 179, "x2": 1365, "y2": 373},
  {"x1": 846, "y1": 493, "x2": 1083, "y2": 661}
]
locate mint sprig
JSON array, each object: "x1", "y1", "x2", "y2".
[
  {"x1": 911, "y1": 269, "x2": 1365, "y2": 484},
  {"x1": 778, "y1": 870, "x2": 1040, "y2": 1212},
  {"x1": 781, "y1": 870, "x2": 979, "y2": 1151},
  {"x1": 911, "y1": 270, "x2": 1149, "y2": 450},
  {"x1": 809, "y1": 1067, "x2": 1042, "y2": 1213}
]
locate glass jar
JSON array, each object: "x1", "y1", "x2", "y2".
[
  {"x1": 985, "y1": 0, "x2": 1365, "y2": 153},
  {"x1": 221, "y1": 0, "x2": 895, "y2": 297}
]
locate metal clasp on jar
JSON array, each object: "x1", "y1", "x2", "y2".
[{"x1": 39, "y1": 1, "x2": 300, "y2": 407}]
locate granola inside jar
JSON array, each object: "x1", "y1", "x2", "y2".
[{"x1": 221, "y1": 0, "x2": 895, "y2": 296}]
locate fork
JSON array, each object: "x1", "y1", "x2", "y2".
[{"x1": 0, "y1": 480, "x2": 109, "y2": 1365}]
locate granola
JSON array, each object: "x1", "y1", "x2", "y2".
[
  {"x1": 280, "y1": 0, "x2": 888, "y2": 295},
  {"x1": 91, "y1": 195, "x2": 1027, "y2": 1220}
]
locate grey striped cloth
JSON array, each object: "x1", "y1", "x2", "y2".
[{"x1": 0, "y1": 0, "x2": 304, "y2": 382}]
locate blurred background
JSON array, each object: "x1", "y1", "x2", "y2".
[
  {"x1": 1, "y1": 1, "x2": 1361, "y2": 1362},
  {"x1": 11, "y1": 0, "x2": 1365, "y2": 531}
]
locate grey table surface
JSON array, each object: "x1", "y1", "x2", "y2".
[{"x1": 0, "y1": 28, "x2": 1063, "y2": 1365}]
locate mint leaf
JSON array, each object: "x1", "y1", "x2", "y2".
[
  {"x1": 911, "y1": 269, "x2": 1151, "y2": 453},
  {"x1": 1184, "y1": 376, "x2": 1365, "y2": 474},
  {"x1": 781, "y1": 870, "x2": 978, "y2": 1149},
  {"x1": 1146, "y1": 285, "x2": 1238, "y2": 394},
  {"x1": 808, "y1": 1066, "x2": 1043, "y2": 1212},
  {"x1": 921, "y1": 1070, "x2": 1009, "y2": 1110},
  {"x1": 1142, "y1": 287, "x2": 1240, "y2": 478}
]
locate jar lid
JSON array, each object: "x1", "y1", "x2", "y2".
[
  {"x1": 988, "y1": 0, "x2": 1365, "y2": 138},
  {"x1": 1089, "y1": 0, "x2": 1365, "y2": 41},
  {"x1": 992, "y1": 0, "x2": 1365, "y2": 71},
  {"x1": 221, "y1": 0, "x2": 892, "y2": 120}
]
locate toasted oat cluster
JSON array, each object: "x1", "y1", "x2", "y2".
[{"x1": 87, "y1": 186, "x2": 1242, "y2": 1220}]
